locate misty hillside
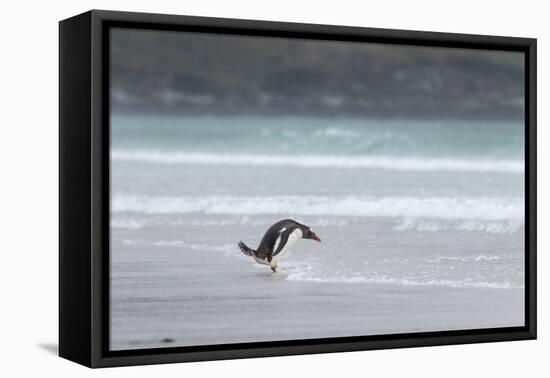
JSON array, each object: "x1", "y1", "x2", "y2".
[{"x1": 111, "y1": 28, "x2": 525, "y2": 118}]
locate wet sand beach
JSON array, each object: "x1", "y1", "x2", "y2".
[{"x1": 110, "y1": 221, "x2": 524, "y2": 350}]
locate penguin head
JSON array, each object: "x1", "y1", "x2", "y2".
[{"x1": 302, "y1": 226, "x2": 321, "y2": 243}]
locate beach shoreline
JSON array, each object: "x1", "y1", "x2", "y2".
[{"x1": 110, "y1": 241, "x2": 524, "y2": 350}]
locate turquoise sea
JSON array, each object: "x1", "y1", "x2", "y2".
[{"x1": 110, "y1": 114, "x2": 525, "y2": 350}]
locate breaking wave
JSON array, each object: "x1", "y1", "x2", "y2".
[
  {"x1": 112, "y1": 194, "x2": 524, "y2": 223},
  {"x1": 111, "y1": 150, "x2": 523, "y2": 173},
  {"x1": 394, "y1": 217, "x2": 523, "y2": 234}
]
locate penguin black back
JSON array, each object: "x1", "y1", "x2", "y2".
[{"x1": 255, "y1": 219, "x2": 304, "y2": 258}]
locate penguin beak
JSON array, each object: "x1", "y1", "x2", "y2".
[{"x1": 312, "y1": 235, "x2": 321, "y2": 243}]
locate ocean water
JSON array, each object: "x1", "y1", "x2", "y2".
[{"x1": 110, "y1": 114, "x2": 525, "y2": 349}]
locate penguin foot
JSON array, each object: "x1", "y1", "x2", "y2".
[{"x1": 271, "y1": 266, "x2": 277, "y2": 273}]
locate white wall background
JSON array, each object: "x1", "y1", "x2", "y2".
[{"x1": 0, "y1": 0, "x2": 546, "y2": 376}]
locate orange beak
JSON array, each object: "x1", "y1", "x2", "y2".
[{"x1": 313, "y1": 235, "x2": 321, "y2": 243}]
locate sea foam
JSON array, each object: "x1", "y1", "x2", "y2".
[
  {"x1": 111, "y1": 151, "x2": 523, "y2": 173},
  {"x1": 112, "y1": 194, "x2": 524, "y2": 223},
  {"x1": 285, "y1": 272, "x2": 521, "y2": 289},
  {"x1": 394, "y1": 217, "x2": 523, "y2": 234}
]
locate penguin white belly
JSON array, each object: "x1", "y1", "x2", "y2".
[
  {"x1": 253, "y1": 255, "x2": 270, "y2": 266},
  {"x1": 271, "y1": 228, "x2": 302, "y2": 267}
]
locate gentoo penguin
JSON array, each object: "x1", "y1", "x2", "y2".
[{"x1": 238, "y1": 219, "x2": 321, "y2": 272}]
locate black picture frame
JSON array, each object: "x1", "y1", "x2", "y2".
[{"x1": 59, "y1": 9, "x2": 537, "y2": 368}]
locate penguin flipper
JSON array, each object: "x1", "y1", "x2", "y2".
[{"x1": 268, "y1": 229, "x2": 291, "y2": 262}]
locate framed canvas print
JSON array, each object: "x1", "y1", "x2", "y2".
[{"x1": 59, "y1": 10, "x2": 536, "y2": 368}]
